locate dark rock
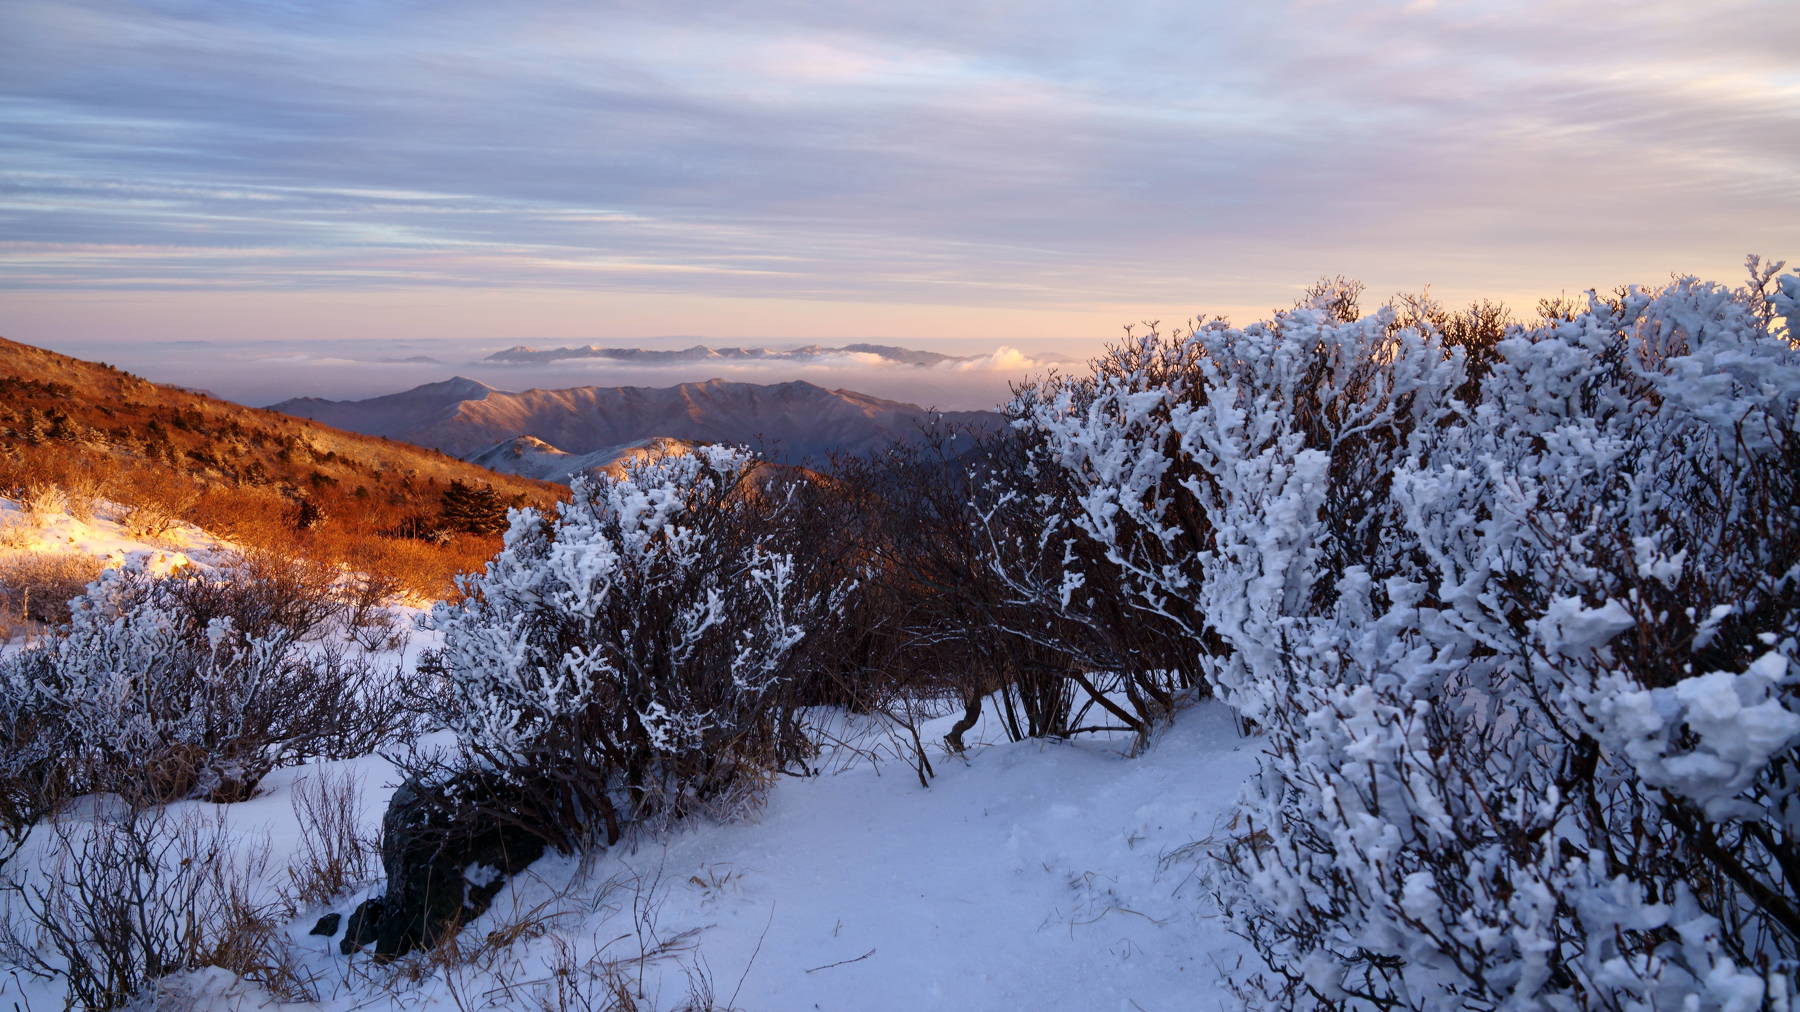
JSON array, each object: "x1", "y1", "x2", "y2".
[
  {"x1": 338, "y1": 771, "x2": 547, "y2": 961},
  {"x1": 339, "y1": 897, "x2": 383, "y2": 955},
  {"x1": 309, "y1": 912, "x2": 341, "y2": 937}
]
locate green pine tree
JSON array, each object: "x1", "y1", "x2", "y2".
[{"x1": 439, "y1": 481, "x2": 509, "y2": 535}]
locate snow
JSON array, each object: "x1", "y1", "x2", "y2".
[
  {"x1": 1, "y1": 700, "x2": 1256, "y2": 1010},
  {"x1": 544, "y1": 704, "x2": 1255, "y2": 1012},
  {"x1": 2, "y1": 488, "x2": 1257, "y2": 1009},
  {"x1": 0, "y1": 493, "x2": 236, "y2": 580}
]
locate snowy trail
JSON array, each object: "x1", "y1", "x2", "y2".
[
  {"x1": 265, "y1": 703, "x2": 1258, "y2": 1011},
  {"x1": 632, "y1": 704, "x2": 1258, "y2": 1011},
  {"x1": 1, "y1": 698, "x2": 1260, "y2": 1010}
]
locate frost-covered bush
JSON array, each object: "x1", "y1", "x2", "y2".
[
  {"x1": 423, "y1": 446, "x2": 839, "y2": 848},
  {"x1": 977, "y1": 331, "x2": 1221, "y2": 742},
  {"x1": 1212, "y1": 273, "x2": 1800, "y2": 1008},
  {"x1": 0, "y1": 557, "x2": 403, "y2": 817},
  {"x1": 993, "y1": 291, "x2": 1462, "y2": 741},
  {"x1": 1010, "y1": 262, "x2": 1799, "y2": 1008}
]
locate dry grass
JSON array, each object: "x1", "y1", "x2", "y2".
[
  {"x1": 374, "y1": 865, "x2": 732, "y2": 1012},
  {"x1": 0, "y1": 550, "x2": 107, "y2": 635},
  {"x1": 21, "y1": 484, "x2": 69, "y2": 520},
  {"x1": 285, "y1": 767, "x2": 376, "y2": 912},
  {"x1": 0, "y1": 517, "x2": 34, "y2": 550},
  {"x1": 0, "y1": 336, "x2": 563, "y2": 599},
  {"x1": 0, "y1": 805, "x2": 316, "y2": 1009}
]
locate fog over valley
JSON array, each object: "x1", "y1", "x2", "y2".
[{"x1": 35, "y1": 334, "x2": 1074, "y2": 411}]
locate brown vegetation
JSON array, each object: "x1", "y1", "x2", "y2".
[
  {"x1": 0, "y1": 336, "x2": 563, "y2": 597},
  {"x1": 0, "y1": 551, "x2": 107, "y2": 638}
]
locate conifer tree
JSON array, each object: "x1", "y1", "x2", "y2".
[{"x1": 438, "y1": 481, "x2": 508, "y2": 535}]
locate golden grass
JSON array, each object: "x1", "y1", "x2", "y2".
[{"x1": 0, "y1": 336, "x2": 564, "y2": 598}]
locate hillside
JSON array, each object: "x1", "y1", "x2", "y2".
[
  {"x1": 466, "y1": 434, "x2": 700, "y2": 484},
  {"x1": 272, "y1": 376, "x2": 1002, "y2": 465},
  {"x1": 0, "y1": 336, "x2": 563, "y2": 595}
]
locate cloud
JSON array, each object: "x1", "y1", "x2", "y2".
[
  {"x1": 35, "y1": 334, "x2": 1067, "y2": 411},
  {"x1": 943, "y1": 346, "x2": 1061, "y2": 372},
  {"x1": 0, "y1": 0, "x2": 1794, "y2": 332}
]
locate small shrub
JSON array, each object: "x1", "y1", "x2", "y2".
[
  {"x1": 422, "y1": 446, "x2": 842, "y2": 849},
  {"x1": 21, "y1": 483, "x2": 68, "y2": 520},
  {"x1": 0, "y1": 517, "x2": 33, "y2": 551},
  {"x1": 0, "y1": 556, "x2": 414, "y2": 816},
  {"x1": 285, "y1": 766, "x2": 375, "y2": 911},
  {"x1": 0, "y1": 804, "x2": 311, "y2": 1009},
  {"x1": 0, "y1": 551, "x2": 107, "y2": 628},
  {"x1": 122, "y1": 500, "x2": 184, "y2": 540}
]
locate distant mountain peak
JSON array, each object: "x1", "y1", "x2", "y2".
[
  {"x1": 467, "y1": 433, "x2": 698, "y2": 484},
  {"x1": 418, "y1": 375, "x2": 496, "y2": 397}
]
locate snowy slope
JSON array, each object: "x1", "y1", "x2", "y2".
[
  {"x1": 0, "y1": 494, "x2": 237, "y2": 576},
  {"x1": 569, "y1": 704, "x2": 1257, "y2": 1011},
  {"x1": 1, "y1": 494, "x2": 239, "y2": 649},
  {"x1": 466, "y1": 434, "x2": 697, "y2": 485},
  {"x1": 1, "y1": 700, "x2": 1257, "y2": 1010}
]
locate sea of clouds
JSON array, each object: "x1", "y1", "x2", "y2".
[{"x1": 50, "y1": 336, "x2": 1077, "y2": 411}]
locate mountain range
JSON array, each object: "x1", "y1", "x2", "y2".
[
  {"x1": 482, "y1": 343, "x2": 971, "y2": 367},
  {"x1": 270, "y1": 377, "x2": 1001, "y2": 477}
]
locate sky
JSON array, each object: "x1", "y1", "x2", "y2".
[{"x1": 2, "y1": 0, "x2": 1797, "y2": 407}]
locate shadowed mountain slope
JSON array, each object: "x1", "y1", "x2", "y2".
[{"x1": 273, "y1": 377, "x2": 1002, "y2": 465}]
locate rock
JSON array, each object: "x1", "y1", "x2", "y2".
[
  {"x1": 339, "y1": 897, "x2": 383, "y2": 955},
  {"x1": 309, "y1": 912, "x2": 341, "y2": 937},
  {"x1": 338, "y1": 771, "x2": 547, "y2": 961}
]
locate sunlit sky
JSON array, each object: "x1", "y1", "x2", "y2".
[{"x1": 3, "y1": 0, "x2": 1797, "y2": 406}]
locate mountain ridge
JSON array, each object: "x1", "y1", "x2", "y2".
[
  {"x1": 466, "y1": 434, "x2": 699, "y2": 485},
  {"x1": 271, "y1": 376, "x2": 1002, "y2": 466},
  {"x1": 482, "y1": 343, "x2": 971, "y2": 367}
]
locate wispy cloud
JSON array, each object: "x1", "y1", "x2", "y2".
[{"x1": 1, "y1": 0, "x2": 1795, "y2": 352}]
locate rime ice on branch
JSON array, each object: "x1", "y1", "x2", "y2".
[{"x1": 1003, "y1": 265, "x2": 1800, "y2": 1009}]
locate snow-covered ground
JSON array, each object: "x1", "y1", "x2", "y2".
[
  {"x1": 0, "y1": 493, "x2": 236, "y2": 576},
  {"x1": 0, "y1": 496, "x2": 1259, "y2": 1010},
  {"x1": 2, "y1": 702, "x2": 1255, "y2": 1011}
]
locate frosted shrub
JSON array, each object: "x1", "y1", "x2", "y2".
[
  {"x1": 993, "y1": 296, "x2": 1462, "y2": 740},
  {"x1": 1001, "y1": 263, "x2": 1797, "y2": 1007},
  {"x1": 0, "y1": 557, "x2": 402, "y2": 817},
  {"x1": 1215, "y1": 272, "x2": 1800, "y2": 1009},
  {"x1": 423, "y1": 446, "x2": 837, "y2": 848},
  {"x1": 1173, "y1": 302, "x2": 1464, "y2": 724},
  {"x1": 979, "y1": 331, "x2": 1220, "y2": 741},
  {"x1": 831, "y1": 435, "x2": 1092, "y2": 755}
]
